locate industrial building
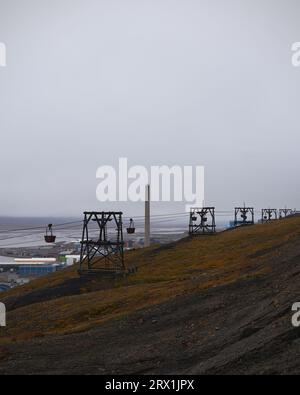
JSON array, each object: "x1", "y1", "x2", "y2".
[{"x1": 0, "y1": 258, "x2": 60, "y2": 277}]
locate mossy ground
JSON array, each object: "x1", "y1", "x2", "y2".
[{"x1": 1, "y1": 217, "x2": 299, "y2": 345}]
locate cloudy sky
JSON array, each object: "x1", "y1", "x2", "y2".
[{"x1": 0, "y1": 0, "x2": 300, "y2": 217}]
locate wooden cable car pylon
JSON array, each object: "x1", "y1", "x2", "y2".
[
  {"x1": 189, "y1": 207, "x2": 216, "y2": 235},
  {"x1": 234, "y1": 206, "x2": 254, "y2": 227}
]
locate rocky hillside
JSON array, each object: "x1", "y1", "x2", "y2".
[{"x1": 0, "y1": 217, "x2": 299, "y2": 374}]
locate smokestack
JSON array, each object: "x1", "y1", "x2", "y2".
[{"x1": 145, "y1": 184, "x2": 150, "y2": 247}]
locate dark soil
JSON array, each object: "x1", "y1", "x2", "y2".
[{"x1": 0, "y1": 240, "x2": 299, "y2": 375}]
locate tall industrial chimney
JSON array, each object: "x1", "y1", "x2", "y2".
[{"x1": 145, "y1": 184, "x2": 151, "y2": 247}]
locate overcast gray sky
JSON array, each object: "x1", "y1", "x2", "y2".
[{"x1": 0, "y1": 0, "x2": 300, "y2": 217}]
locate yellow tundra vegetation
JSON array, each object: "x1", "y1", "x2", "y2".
[{"x1": 1, "y1": 217, "x2": 300, "y2": 344}]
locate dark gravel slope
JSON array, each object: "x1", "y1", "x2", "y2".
[{"x1": 0, "y1": 239, "x2": 299, "y2": 375}]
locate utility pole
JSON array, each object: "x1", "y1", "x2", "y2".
[{"x1": 145, "y1": 184, "x2": 151, "y2": 247}]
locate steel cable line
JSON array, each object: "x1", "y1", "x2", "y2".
[
  {"x1": 0, "y1": 220, "x2": 83, "y2": 234},
  {"x1": 0, "y1": 208, "x2": 270, "y2": 241},
  {"x1": 0, "y1": 214, "x2": 186, "y2": 241},
  {"x1": 0, "y1": 232, "x2": 46, "y2": 242},
  {"x1": 0, "y1": 213, "x2": 190, "y2": 234},
  {"x1": 0, "y1": 207, "x2": 286, "y2": 235}
]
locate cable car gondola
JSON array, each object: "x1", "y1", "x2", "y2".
[
  {"x1": 44, "y1": 224, "x2": 56, "y2": 243},
  {"x1": 127, "y1": 219, "x2": 136, "y2": 235}
]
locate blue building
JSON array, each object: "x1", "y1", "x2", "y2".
[{"x1": 18, "y1": 264, "x2": 58, "y2": 277}]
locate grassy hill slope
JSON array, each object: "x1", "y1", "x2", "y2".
[{"x1": 0, "y1": 217, "x2": 300, "y2": 374}]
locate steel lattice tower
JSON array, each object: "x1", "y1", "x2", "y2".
[{"x1": 79, "y1": 212, "x2": 125, "y2": 275}]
